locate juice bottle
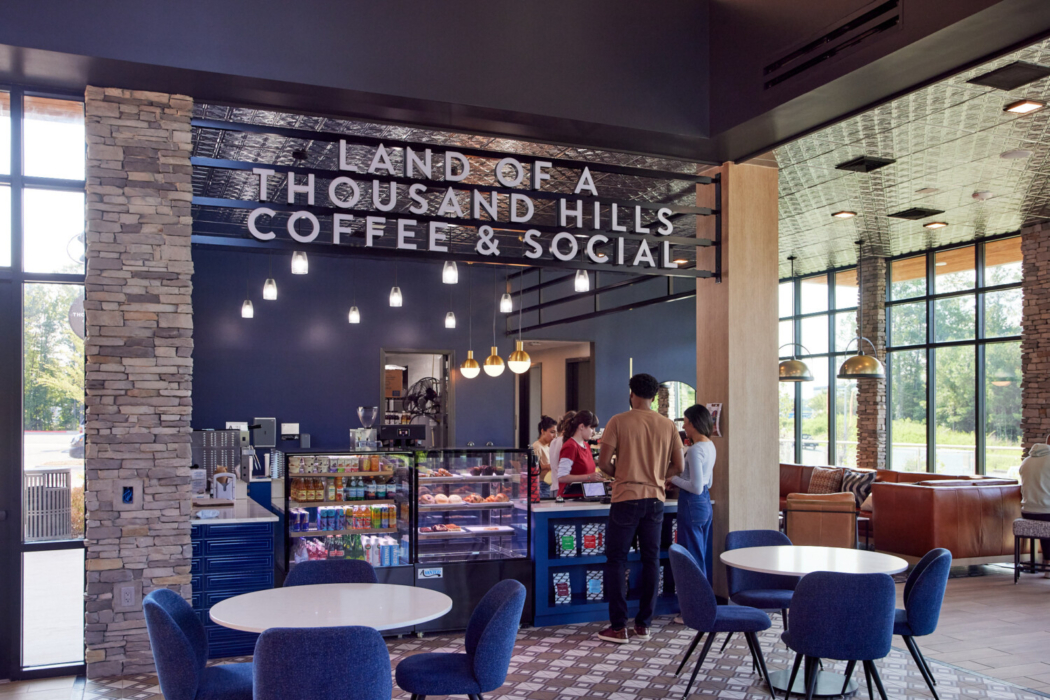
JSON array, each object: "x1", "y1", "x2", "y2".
[
  {"x1": 370, "y1": 454, "x2": 380, "y2": 472},
  {"x1": 327, "y1": 478, "x2": 336, "y2": 502}
]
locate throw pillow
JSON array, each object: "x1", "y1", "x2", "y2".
[
  {"x1": 842, "y1": 469, "x2": 877, "y2": 508},
  {"x1": 860, "y1": 493, "x2": 873, "y2": 512},
  {"x1": 808, "y1": 466, "x2": 844, "y2": 494}
]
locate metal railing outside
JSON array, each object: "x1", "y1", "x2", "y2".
[{"x1": 24, "y1": 468, "x2": 72, "y2": 541}]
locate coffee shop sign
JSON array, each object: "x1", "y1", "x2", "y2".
[{"x1": 246, "y1": 142, "x2": 681, "y2": 269}]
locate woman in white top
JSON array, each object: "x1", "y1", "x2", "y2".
[
  {"x1": 667, "y1": 404, "x2": 715, "y2": 579},
  {"x1": 547, "y1": 411, "x2": 576, "y2": 498}
]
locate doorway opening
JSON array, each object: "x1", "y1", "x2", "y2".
[
  {"x1": 514, "y1": 340, "x2": 593, "y2": 448},
  {"x1": 380, "y1": 350, "x2": 454, "y2": 448}
]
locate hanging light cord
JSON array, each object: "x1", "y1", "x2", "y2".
[
  {"x1": 352, "y1": 259, "x2": 356, "y2": 305},
  {"x1": 856, "y1": 241, "x2": 863, "y2": 349},
  {"x1": 245, "y1": 257, "x2": 250, "y2": 298},
  {"x1": 518, "y1": 272, "x2": 524, "y2": 340},
  {"x1": 468, "y1": 265, "x2": 473, "y2": 348},
  {"x1": 492, "y1": 269, "x2": 498, "y2": 346},
  {"x1": 268, "y1": 253, "x2": 272, "y2": 278}
]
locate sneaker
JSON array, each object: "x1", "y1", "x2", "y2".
[
  {"x1": 1043, "y1": 571, "x2": 1050, "y2": 579},
  {"x1": 674, "y1": 616, "x2": 685, "y2": 625},
  {"x1": 633, "y1": 625, "x2": 652, "y2": 641},
  {"x1": 598, "y1": 626, "x2": 630, "y2": 644}
]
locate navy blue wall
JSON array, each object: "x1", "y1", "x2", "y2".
[{"x1": 192, "y1": 248, "x2": 697, "y2": 448}]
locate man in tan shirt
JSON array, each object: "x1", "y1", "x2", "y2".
[{"x1": 596, "y1": 373, "x2": 683, "y2": 643}]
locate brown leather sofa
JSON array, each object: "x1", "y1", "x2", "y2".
[{"x1": 785, "y1": 493, "x2": 857, "y2": 548}]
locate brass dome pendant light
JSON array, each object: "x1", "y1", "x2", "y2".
[
  {"x1": 778, "y1": 256, "x2": 814, "y2": 382},
  {"x1": 837, "y1": 240, "x2": 885, "y2": 380}
]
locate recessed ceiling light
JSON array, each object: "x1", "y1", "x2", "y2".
[
  {"x1": 916, "y1": 187, "x2": 940, "y2": 195},
  {"x1": 924, "y1": 222, "x2": 948, "y2": 229},
  {"x1": 832, "y1": 211, "x2": 857, "y2": 219},
  {"x1": 1005, "y1": 99, "x2": 1046, "y2": 114},
  {"x1": 1001, "y1": 149, "x2": 1034, "y2": 159},
  {"x1": 936, "y1": 262, "x2": 948, "y2": 267}
]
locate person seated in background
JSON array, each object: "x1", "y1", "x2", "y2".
[
  {"x1": 1020, "y1": 441, "x2": 1050, "y2": 577},
  {"x1": 531, "y1": 415, "x2": 557, "y2": 499}
]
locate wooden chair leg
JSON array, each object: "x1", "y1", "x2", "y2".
[
  {"x1": 785, "y1": 652, "x2": 803, "y2": 700},
  {"x1": 675, "y1": 630, "x2": 704, "y2": 677},
  {"x1": 840, "y1": 660, "x2": 857, "y2": 696},
  {"x1": 682, "y1": 632, "x2": 716, "y2": 699}
]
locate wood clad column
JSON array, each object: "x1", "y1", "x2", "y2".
[{"x1": 696, "y1": 162, "x2": 780, "y2": 597}]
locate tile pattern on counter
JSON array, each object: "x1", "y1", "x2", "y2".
[{"x1": 80, "y1": 614, "x2": 1048, "y2": 700}]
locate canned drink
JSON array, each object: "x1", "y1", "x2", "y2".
[{"x1": 385, "y1": 504, "x2": 393, "y2": 529}]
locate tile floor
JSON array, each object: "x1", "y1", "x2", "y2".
[{"x1": 5, "y1": 565, "x2": 1049, "y2": 700}]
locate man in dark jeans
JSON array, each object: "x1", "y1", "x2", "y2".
[{"x1": 597, "y1": 374, "x2": 683, "y2": 643}]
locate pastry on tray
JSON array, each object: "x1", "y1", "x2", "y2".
[
  {"x1": 435, "y1": 494, "x2": 449, "y2": 504},
  {"x1": 444, "y1": 524, "x2": 462, "y2": 531},
  {"x1": 449, "y1": 494, "x2": 464, "y2": 504},
  {"x1": 420, "y1": 494, "x2": 435, "y2": 505},
  {"x1": 419, "y1": 526, "x2": 433, "y2": 533},
  {"x1": 433, "y1": 524, "x2": 448, "y2": 532}
]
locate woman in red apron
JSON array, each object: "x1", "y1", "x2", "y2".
[{"x1": 556, "y1": 410, "x2": 603, "y2": 498}]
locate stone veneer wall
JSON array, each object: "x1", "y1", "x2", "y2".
[
  {"x1": 83, "y1": 87, "x2": 194, "y2": 678},
  {"x1": 1022, "y1": 222, "x2": 1050, "y2": 456},
  {"x1": 856, "y1": 253, "x2": 887, "y2": 471}
]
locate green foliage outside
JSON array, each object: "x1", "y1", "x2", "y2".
[{"x1": 23, "y1": 284, "x2": 84, "y2": 431}]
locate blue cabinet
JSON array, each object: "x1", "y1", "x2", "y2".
[{"x1": 191, "y1": 521, "x2": 274, "y2": 659}]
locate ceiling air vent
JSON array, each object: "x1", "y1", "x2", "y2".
[
  {"x1": 967, "y1": 61, "x2": 1050, "y2": 91},
  {"x1": 763, "y1": 0, "x2": 901, "y2": 90},
  {"x1": 889, "y1": 207, "x2": 944, "y2": 220},
  {"x1": 836, "y1": 155, "x2": 896, "y2": 173}
]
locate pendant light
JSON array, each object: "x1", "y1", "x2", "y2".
[
  {"x1": 291, "y1": 250, "x2": 308, "y2": 275},
  {"x1": 575, "y1": 269, "x2": 590, "y2": 292},
  {"x1": 389, "y1": 262, "x2": 403, "y2": 307},
  {"x1": 499, "y1": 273, "x2": 513, "y2": 313},
  {"x1": 508, "y1": 273, "x2": 531, "y2": 374},
  {"x1": 263, "y1": 253, "x2": 277, "y2": 300},
  {"x1": 241, "y1": 257, "x2": 254, "y2": 318},
  {"x1": 484, "y1": 269, "x2": 505, "y2": 376},
  {"x1": 460, "y1": 265, "x2": 480, "y2": 378},
  {"x1": 837, "y1": 241, "x2": 886, "y2": 380},
  {"x1": 778, "y1": 256, "x2": 812, "y2": 382},
  {"x1": 445, "y1": 287, "x2": 456, "y2": 328},
  {"x1": 443, "y1": 261, "x2": 459, "y2": 284},
  {"x1": 348, "y1": 259, "x2": 360, "y2": 324}
]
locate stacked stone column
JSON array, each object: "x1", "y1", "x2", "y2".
[
  {"x1": 856, "y1": 253, "x2": 887, "y2": 471},
  {"x1": 83, "y1": 87, "x2": 194, "y2": 678},
  {"x1": 1021, "y1": 223, "x2": 1050, "y2": 455}
]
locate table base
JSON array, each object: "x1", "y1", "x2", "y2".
[{"x1": 769, "y1": 669, "x2": 858, "y2": 697}]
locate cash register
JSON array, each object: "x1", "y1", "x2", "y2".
[{"x1": 560, "y1": 481, "x2": 612, "y2": 502}]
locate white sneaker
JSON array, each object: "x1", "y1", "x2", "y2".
[
  {"x1": 1042, "y1": 571, "x2": 1050, "y2": 578},
  {"x1": 674, "y1": 616, "x2": 685, "y2": 624}
]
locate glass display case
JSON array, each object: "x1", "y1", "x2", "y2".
[
  {"x1": 414, "y1": 448, "x2": 531, "y2": 563},
  {"x1": 284, "y1": 451, "x2": 412, "y2": 570}
]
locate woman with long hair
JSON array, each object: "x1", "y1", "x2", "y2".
[
  {"x1": 556, "y1": 410, "x2": 603, "y2": 498},
  {"x1": 547, "y1": 411, "x2": 575, "y2": 497},
  {"x1": 531, "y1": 415, "x2": 558, "y2": 499},
  {"x1": 668, "y1": 404, "x2": 715, "y2": 580}
]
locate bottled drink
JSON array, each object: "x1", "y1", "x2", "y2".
[
  {"x1": 356, "y1": 476, "x2": 365, "y2": 500},
  {"x1": 376, "y1": 480, "x2": 386, "y2": 499},
  {"x1": 327, "y1": 478, "x2": 336, "y2": 502}
]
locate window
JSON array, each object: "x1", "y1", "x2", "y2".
[
  {"x1": 886, "y1": 237, "x2": 1022, "y2": 476},
  {"x1": 779, "y1": 266, "x2": 858, "y2": 466}
]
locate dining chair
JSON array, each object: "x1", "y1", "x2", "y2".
[
  {"x1": 669, "y1": 544, "x2": 774, "y2": 699},
  {"x1": 254, "y1": 626, "x2": 391, "y2": 700},
  {"x1": 722, "y1": 530, "x2": 800, "y2": 651},
  {"x1": 283, "y1": 559, "x2": 378, "y2": 586},
  {"x1": 895, "y1": 548, "x2": 952, "y2": 700},
  {"x1": 143, "y1": 589, "x2": 254, "y2": 700},
  {"x1": 395, "y1": 579, "x2": 525, "y2": 700},
  {"x1": 782, "y1": 571, "x2": 896, "y2": 700}
]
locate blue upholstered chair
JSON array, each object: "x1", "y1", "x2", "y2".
[
  {"x1": 896, "y1": 548, "x2": 952, "y2": 700},
  {"x1": 142, "y1": 589, "x2": 253, "y2": 700},
  {"x1": 254, "y1": 626, "x2": 391, "y2": 700},
  {"x1": 395, "y1": 579, "x2": 525, "y2": 700},
  {"x1": 283, "y1": 559, "x2": 378, "y2": 586},
  {"x1": 721, "y1": 530, "x2": 800, "y2": 652},
  {"x1": 782, "y1": 571, "x2": 896, "y2": 700},
  {"x1": 669, "y1": 544, "x2": 774, "y2": 700}
]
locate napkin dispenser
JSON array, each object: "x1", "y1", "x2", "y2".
[{"x1": 211, "y1": 472, "x2": 237, "y2": 501}]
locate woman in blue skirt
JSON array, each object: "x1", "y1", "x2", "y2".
[{"x1": 668, "y1": 404, "x2": 715, "y2": 580}]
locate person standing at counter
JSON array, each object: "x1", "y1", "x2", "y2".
[
  {"x1": 668, "y1": 405, "x2": 715, "y2": 582},
  {"x1": 531, "y1": 415, "x2": 558, "y2": 499},
  {"x1": 548, "y1": 411, "x2": 576, "y2": 498},
  {"x1": 556, "y1": 411, "x2": 603, "y2": 497},
  {"x1": 596, "y1": 374, "x2": 684, "y2": 644}
]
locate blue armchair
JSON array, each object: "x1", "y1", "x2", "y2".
[
  {"x1": 143, "y1": 589, "x2": 253, "y2": 700},
  {"x1": 395, "y1": 579, "x2": 525, "y2": 700},
  {"x1": 254, "y1": 626, "x2": 391, "y2": 700},
  {"x1": 284, "y1": 559, "x2": 378, "y2": 586},
  {"x1": 895, "y1": 548, "x2": 952, "y2": 700},
  {"x1": 669, "y1": 544, "x2": 774, "y2": 699},
  {"x1": 782, "y1": 571, "x2": 896, "y2": 700},
  {"x1": 721, "y1": 530, "x2": 800, "y2": 652}
]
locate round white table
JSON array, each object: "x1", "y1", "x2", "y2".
[
  {"x1": 719, "y1": 545, "x2": 908, "y2": 697},
  {"x1": 209, "y1": 583, "x2": 453, "y2": 633}
]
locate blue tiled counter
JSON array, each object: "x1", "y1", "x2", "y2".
[
  {"x1": 191, "y1": 500, "x2": 278, "y2": 659},
  {"x1": 533, "y1": 500, "x2": 710, "y2": 627}
]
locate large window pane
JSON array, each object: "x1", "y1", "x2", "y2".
[
  {"x1": 800, "y1": 359, "x2": 830, "y2": 466},
  {"x1": 934, "y1": 296, "x2": 975, "y2": 342},
  {"x1": 984, "y1": 288, "x2": 1022, "y2": 338},
  {"x1": 891, "y1": 255, "x2": 926, "y2": 300},
  {"x1": 986, "y1": 341, "x2": 1021, "y2": 478},
  {"x1": 834, "y1": 311, "x2": 857, "y2": 353},
  {"x1": 934, "y1": 246, "x2": 975, "y2": 293},
  {"x1": 23, "y1": 188, "x2": 85, "y2": 274},
  {"x1": 800, "y1": 315, "x2": 828, "y2": 355},
  {"x1": 800, "y1": 275, "x2": 829, "y2": 314},
  {"x1": 24, "y1": 96, "x2": 85, "y2": 180},
  {"x1": 0, "y1": 185, "x2": 9, "y2": 267},
  {"x1": 835, "y1": 268, "x2": 858, "y2": 308},
  {"x1": 780, "y1": 382, "x2": 796, "y2": 463},
  {"x1": 23, "y1": 549, "x2": 85, "y2": 666},
  {"x1": 0, "y1": 91, "x2": 9, "y2": 175},
  {"x1": 23, "y1": 283, "x2": 85, "y2": 542},
  {"x1": 890, "y1": 349, "x2": 927, "y2": 472},
  {"x1": 835, "y1": 375, "x2": 858, "y2": 468},
  {"x1": 779, "y1": 320, "x2": 793, "y2": 357},
  {"x1": 984, "y1": 236, "x2": 1022, "y2": 287},
  {"x1": 935, "y1": 345, "x2": 976, "y2": 475},
  {"x1": 779, "y1": 281, "x2": 794, "y2": 318},
  {"x1": 889, "y1": 301, "x2": 926, "y2": 346}
]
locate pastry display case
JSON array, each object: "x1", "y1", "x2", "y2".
[
  {"x1": 284, "y1": 451, "x2": 412, "y2": 571},
  {"x1": 414, "y1": 448, "x2": 531, "y2": 563}
]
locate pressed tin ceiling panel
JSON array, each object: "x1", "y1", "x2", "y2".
[{"x1": 775, "y1": 37, "x2": 1050, "y2": 278}]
